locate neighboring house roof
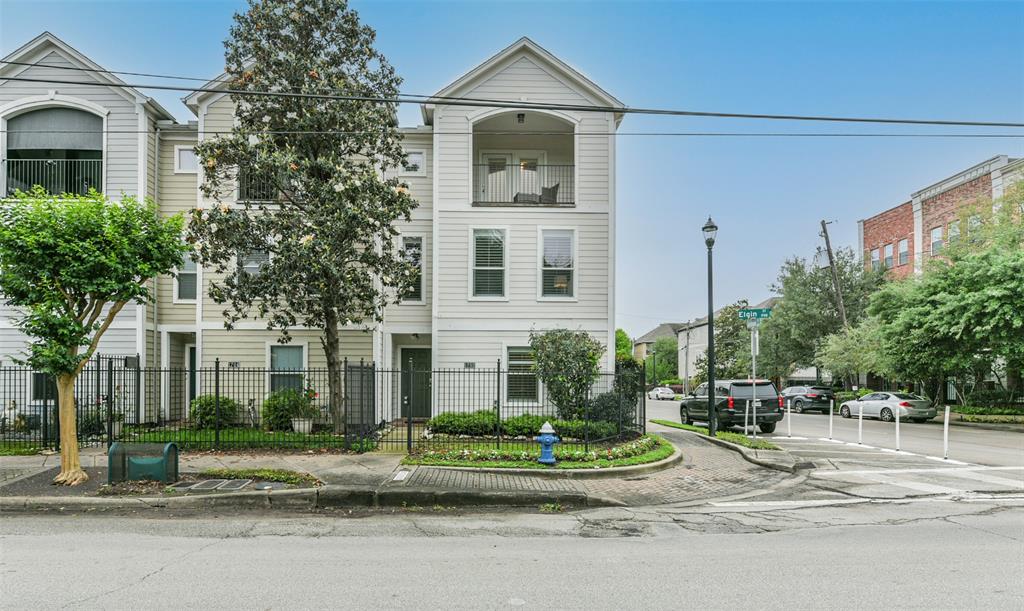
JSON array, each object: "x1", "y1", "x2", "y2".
[
  {"x1": 421, "y1": 36, "x2": 625, "y2": 125},
  {"x1": 0, "y1": 31, "x2": 175, "y2": 121},
  {"x1": 633, "y1": 323, "x2": 686, "y2": 346}
]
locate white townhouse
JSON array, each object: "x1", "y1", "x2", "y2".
[{"x1": 0, "y1": 33, "x2": 623, "y2": 421}]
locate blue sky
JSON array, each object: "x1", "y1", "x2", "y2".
[{"x1": 2, "y1": 1, "x2": 1022, "y2": 337}]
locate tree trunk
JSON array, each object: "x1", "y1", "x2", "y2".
[
  {"x1": 323, "y1": 308, "x2": 345, "y2": 434},
  {"x1": 53, "y1": 374, "x2": 88, "y2": 486}
]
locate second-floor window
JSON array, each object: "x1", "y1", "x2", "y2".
[
  {"x1": 402, "y1": 236, "x2": 423, "y2": 302},
  {"x1": 402, "y1": 151, "x2": 425, "y2": 175},
  {"x1": 870, "y1": 248, "x2": 880, "y2": 271},
  {"x1": 175, "y1": 146, "x2": 198, "y2": 174},
  {"x1": 948, "y1": 220, "x2": 961, "y2": 245},
  {"x1": 883, "y1": 244, "x2": 893, "y2": 269},
  {"x1": 240, "y1": 249, "x2": 270, "y2": 277},
  {"x1": 898, "y1": 239, "x2": 909, "y2": 265},
  {"x1": 930, "y1": 227, "x2": 943, "y2": 255},
  {"x1": 472, "y1": 229, "x2": 505, "y2": 298},
  {"x1": 175, "y1": 254, "x2": 198, "y2": 302},
  {"x1": 540, "y1": 229, "x2": 575, "y2": 298}
]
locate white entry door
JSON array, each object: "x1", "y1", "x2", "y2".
[{"x1": 481, "y1": 154, "x2": 512, "y2": 202}]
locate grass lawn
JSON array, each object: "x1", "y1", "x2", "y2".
[
  {"x1": 196, "y1": 467, "x2": 321, "y2": 486},
  {"x1": 124, "y1": 427, "x2": 376, "y2": 452},
  {"x1": 402, "y1": 434, "x2": 675, "y2": 469},
  {"x1": 0, "y1": 444, "x2": 43, "y2": 456},
  {"x1": 650, "y1": 419, "x2": 780, "y2": 450}
]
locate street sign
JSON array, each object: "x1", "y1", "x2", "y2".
[{"x1": 738, "y1": 308, "x2": 772, "y2": 320}]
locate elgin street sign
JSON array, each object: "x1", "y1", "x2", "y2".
[{"x1": 738, "y1": 308, "x2": 772, "y2": 321}]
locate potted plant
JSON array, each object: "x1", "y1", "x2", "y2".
[{"x1": 290, "y1": 400, "x2": 320, "y2": 434}]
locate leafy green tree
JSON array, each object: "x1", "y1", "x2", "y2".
[
  {"x1": 692, "y1": 300, "x2": 751, "y2": 386},
  {"x1": 615, "y1": 328, "x2": 633, "y2": 361},
  {"x1": 188, "y1": 0, "x2": 417, "y2": 432},
  {"x1": 529, "y1": 328, "x2": 605, "y2": 420},
  {"x1": 0, "y1": 189, "x2": 185, "y2": 485},
  {"x1": 644, "y1": 336, "x2": 679, "y2": 384},
  {"x1": 816, "y1": 317, "x2": 890, "y2": 382}
]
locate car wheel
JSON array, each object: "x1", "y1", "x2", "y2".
[
  {"x1": 880, "y1": 408, "x2": 894, "y2": 422},
  {"x1": 759, "y1": 422, "x2": 776, "y2": 434},
  {"x1": 792, "y1": 400, "x2": 805, "y2": 414},
  {"x1": 681, "y1": 407, "x2": 693, "y2": 425},
  {"x1": 840, "y1": 405, "x2": 851, "y2": 419}
]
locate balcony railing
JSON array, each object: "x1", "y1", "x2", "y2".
[
  {"x1": 237, "y1": 171, "x2": 280, "y2": 203},
  {"x1": 473, "y1": 164, "x2": 574, "y2": 206},
  {"x1": 4, "y1": 159, "x2": 102, "y2": 196}
]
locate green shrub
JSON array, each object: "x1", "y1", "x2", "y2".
[
  {"x1": 954, "y1": 405, "x2": 1024, "y2": 416},
  {"x1": 501, "y1": 414, "x2": 547, "y2": 437},
  {"x1": 427, "y1": 410, "x2": 498, "y2": 436},
  {"x1": 963, "y1": 389, "x2": 1021, "y2": 409},
  {"x1": 77, "y1": 410, "x2": 106, "y2": 437},
  {"x1": 836, "y1": 388, "x2": 875, "y2": 404},
  {"x1": 613, "y1": 356, "x2": 643, "y2": 397},
  {"x1": 261, "y1": 388, "x2": 318, "y2": 431},
  {"x1": 587, "y1": 391, "x2": 636, "y2": 424},
  {"x1": 189, "y1": 395, "x2": 239, "y2": 429},
  {"x1": 552, "y1": 419, "x2": 618, "y2": 440}
]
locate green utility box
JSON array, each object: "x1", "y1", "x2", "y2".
[{"x1": 107, "y1": 442, "x2": 179, "y2": 484}]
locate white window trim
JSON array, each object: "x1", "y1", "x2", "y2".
[
  {"x1": 468, "y1": 226, "x2": 509, "y2": 302},
  {"x1": 882, "y1": 243, "x2": 894, "y2": 268},
  {"x1": 897, "y1": 239, "x2": 909, "y2": 266},
  {"x1": 502, "y1": 341, "x2": 541, "y2": 407},
  {"x1": 174, "y1": 145, "x2": 198, "y2": 174},
  {"x1": 265, "y1": 341, "x2": 309, "y2": 394},
  {"x1": 172, "y1": 252, "x2": 198, "y2": 304},
  {"x1": 399, "y1": 148, "x2": 427, "y2": 177},
  {"x1": 399, "y1": 233, "x2": 426, "y2": 305},
  {"x1": 930, "y1": 227, "x2": 944, "y2": 255},
  {"x1": 536, "y1": 226, "x2": 578, "y2": 302}
]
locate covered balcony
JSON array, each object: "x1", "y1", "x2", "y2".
[
  {"x1": 3, "y1": 107, "x2": 103, "y2": 196},
  {"x1": 472, "y1": 111, "x2": 574, "y2": 206}
]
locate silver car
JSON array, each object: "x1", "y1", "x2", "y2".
[
  {"x1": 647, "y1": 386, "x2": 677, "y2": 400},
  {"x1": 839, "y1": 392, "x2": 936, "y2": 423}
]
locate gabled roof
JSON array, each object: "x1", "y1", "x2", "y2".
[
  {"x1": 421, "y1": 37, "x2": 625, "y2": 125},
  {"x1": 183, "y1": 70, "x2": 232, "y2": 114},
  {"x1": 634, "y1": 323, "x2": 686, "y2": 346},
  {"x1": 0, "y1": 31, "x2": 174, "y2": 121}
]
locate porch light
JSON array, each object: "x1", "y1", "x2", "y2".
[{"x1": 516, "y1": 113, "x2": 525, "y2": 124}]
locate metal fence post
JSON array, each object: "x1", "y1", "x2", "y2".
[
  {"x1": 495, "y1": 358, "x2": 502, "y2": 450},
  {"x1": 134, "y1": 352, "x2": 141, "y2": 427},
  {"x1": 106, "y1": 357, "x2": 114, "y2": 449},
  {"x1": 405, "y1": 358, "x2": 413, "y2": 455},
  {"x1": 214, "y1": 358, "x2": 221, "y2": 449}
]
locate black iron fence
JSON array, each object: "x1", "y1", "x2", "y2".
[
  {"x1": 1, "y1": 356, "x2": 645, "y2": 453},
  {"x1": 472, "y1": 164, "x2": 574, "y2": 205},
  {"x1": 4, "y1": 159, "x2": 103, "y2": 196}
]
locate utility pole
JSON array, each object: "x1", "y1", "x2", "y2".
[{"x1": 820, "y1": 219, "x2": 848, "y2": 327}]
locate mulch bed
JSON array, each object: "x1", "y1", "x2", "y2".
[{"x1": 0, "y1": 467, "x2": 197, "y2": 498}]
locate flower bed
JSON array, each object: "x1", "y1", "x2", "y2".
[
  {"x1": 403, "y1": 434, "x2": 673, "y2": 469},
  {"x1": 426, "y1": 410, "x2": 625, "y2": 441}
]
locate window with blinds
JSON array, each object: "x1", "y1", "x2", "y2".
[
  {"x1": 240, "y1": 249, "x2": 270, "y2": 277},
  {"x1": 541, "y1": 229, "x2": 574, "y2": 297},
  {"x1": 176, "y1": 253, "x2": 198, "y2": 301},
  {"x1": 403, "y1": 236, "x2": 423, "y2": 301},
  {"x1": 473, "y1": 229, "x2": 505, "y2": 297},
  {"x1": 270, "y1": 345, "x2": 304, "y2": 392},
  {"x1": 507, "y1": 347, "x2": 538, "y2": 402}
]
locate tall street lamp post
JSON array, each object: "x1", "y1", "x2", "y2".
[{"x1": 702, "y1": 217, "x2": 719, "y2": 437}]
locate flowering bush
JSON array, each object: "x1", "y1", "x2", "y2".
[{"x1": 413, "y1": 434, "x2": 661, "y2": 465}]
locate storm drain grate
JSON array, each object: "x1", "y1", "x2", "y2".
[
  {"x1": 190, "y1": 479, "x2": 229, "y2": 491},
  {"x1": 253, "y1": 481, "x2": 288, "y2": 490},
  {"x1": 217, "y1": 479, "x2": 252, "y2": 491}
]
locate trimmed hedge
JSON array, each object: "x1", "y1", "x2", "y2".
[
  {"x1": 189, "y1": 395, "x2": 239, "y2": 429},
  {"x1": 954, "y1": 405, "x2": 1024, "y2": 416},
  {"x1": 261, "y1": 388, "x2": 318, "y2": 431},
  {"x1": 426, "y1": 410, "x2": 621, "y2": 440}
]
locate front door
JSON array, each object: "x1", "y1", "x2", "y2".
[
  {"x1": 481, "y1": 154, "x2": 512, "y2": 202},
  {"x1": 400, "y1": 348, "x2": 432, "y2": 420}
]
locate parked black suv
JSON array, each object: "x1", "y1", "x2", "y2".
[
  {"x1": 780, "y1": 385, "x2": 836, "y2": 413},
  {"x1": 680, "y1": 379, "x2": 784, "y2": 434}
]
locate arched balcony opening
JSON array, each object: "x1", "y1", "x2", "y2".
[
  {"x1": 4, "y1": 107, "x2": 103, "y2": 196},
  {"x1": 472, "y1": 111, "x2": 574, "y2": 206}
]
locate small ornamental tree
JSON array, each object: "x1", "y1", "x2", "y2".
[
  {"x1": 0, "y1": 189, "x2": 185, "y2": 485},
  {"x1": 529, "y1": 328, "x2": 605, "y2": 420},
  {"x1": 188, "y1": 0, "x2": 418, "y2": 432},
  {"x1": 614, "y1": 328, "x2": 633, "y2": 361}
]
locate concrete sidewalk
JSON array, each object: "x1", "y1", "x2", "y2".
[{"x1": 0, "y1": 431, "x2": 792, "y2": 510}]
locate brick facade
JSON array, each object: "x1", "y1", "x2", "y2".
[
  {"x1": 920, "y1": 173, "x2": 992, "y2": 261},
  {"x1": 861, "y1": 201, "x2": 914, "y2": 278}
]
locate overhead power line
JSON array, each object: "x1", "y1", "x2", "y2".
[
  {"x1": 3, "y1": 72, "x2": 1023, "y2": 129},
  {"x1": 1, "y1": 129, "x2": 1021, "y2": 138}
]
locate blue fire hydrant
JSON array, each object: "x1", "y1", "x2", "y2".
[{"x1": 535, "y1": 421, "x2": 560, "y2": 465}]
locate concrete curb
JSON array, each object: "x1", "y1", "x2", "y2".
[
  {"x1": 0, "y1": 481, "x2": 626, "y2": 514},
  {"x1": 410, "y1": 445, "x2": 683, "y2": 480},
  {"x1": 665, "y1": 429, "x2": 797, "y2": 474}
]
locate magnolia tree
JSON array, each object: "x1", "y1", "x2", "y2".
[
  {"x1": 529, "y1": 328, "x2": 605, "y2": 420},
  {"x1": 189, "y1": 0, "x2": 417, "y2": 432},
  {"x1": 0, "y1": 189, "x2": 185, "y2": 485}
]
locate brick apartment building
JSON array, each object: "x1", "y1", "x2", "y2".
[{"x1": 858, "y1": 155, "x2": 1024, "y2": 277}]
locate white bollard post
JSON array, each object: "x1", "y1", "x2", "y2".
[
  {"x1": 787, "y1": 398, "x2": 792, "y2": 438},
  {"x1": 858, "y1": 403, "x2": 863, "y2": 445},
  {"x1": 828, "y1": 399, "x2": 834, "y2": 440},
  {"x1": 895, "y1": 402, "x2": 901, "y2": 451},
  {"x1": 753, "y1": 399, "x2": 758, "y2": 439},
  {"x1": 744, "y1": 400, "x2": 750, "y2": 436},
  {"x1": 943, "y1": 405, "x2": 950, "y2": 459}
]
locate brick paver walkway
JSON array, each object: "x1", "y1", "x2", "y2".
[{"x1": 398, "y1": 468, "x2": 585, "y2": 492}]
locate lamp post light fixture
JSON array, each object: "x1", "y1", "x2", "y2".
[{"x1": 702, "y1": 217, "x2": 719, "y2": 437}]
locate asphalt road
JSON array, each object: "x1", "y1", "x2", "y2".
[
  {"x1": 645, "y1": 398, "x2": 1024, "y2": 467},
  {"x1": 3, "y1": 502, "x2": 1023, "y2": 610}
]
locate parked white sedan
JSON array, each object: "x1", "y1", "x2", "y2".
[
  {"x1": 839, "y1": 392, "x2": 936, "y2": 423},
  {"x1": 647, "y1": 387, "x2": 677, "y2": 401}
]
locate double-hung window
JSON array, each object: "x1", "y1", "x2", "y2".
[
  {"x1": 882, "y1": 244, "x2": 893, "y2": 269},
  {"x1": 897, "y1": 239, "x2": 909, "y2": 265},
  {"x1": 269, "y1": 345, "x2": 304, "y2": 392},
  {"x1": 948, "y1": 220, "x2": 961, "y2": 245},
  {"x1": 507, "y1": 347, "x2": 538, "y2": 402},
  {"x1": 870, "y1": 248, "x2": 880, "y2": 271},
  {"x1": 540, "y1": 229, "x2": 575, "y2": 298},
  {"x1": 930, "y1": 227, "x2": 944, "y2": 255},
  {"x1": 472, "y1": 229, "x2": 505, "y2": 298},
  {"x1": 402, "y1": 236, "x2": 423, "y2": 302},
  {"x1": 175, "y1": 253, "x2": 198, "y2": 302},
  {"x1": 240, "y1": 249, "x2": 269, "y2": 278}
]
